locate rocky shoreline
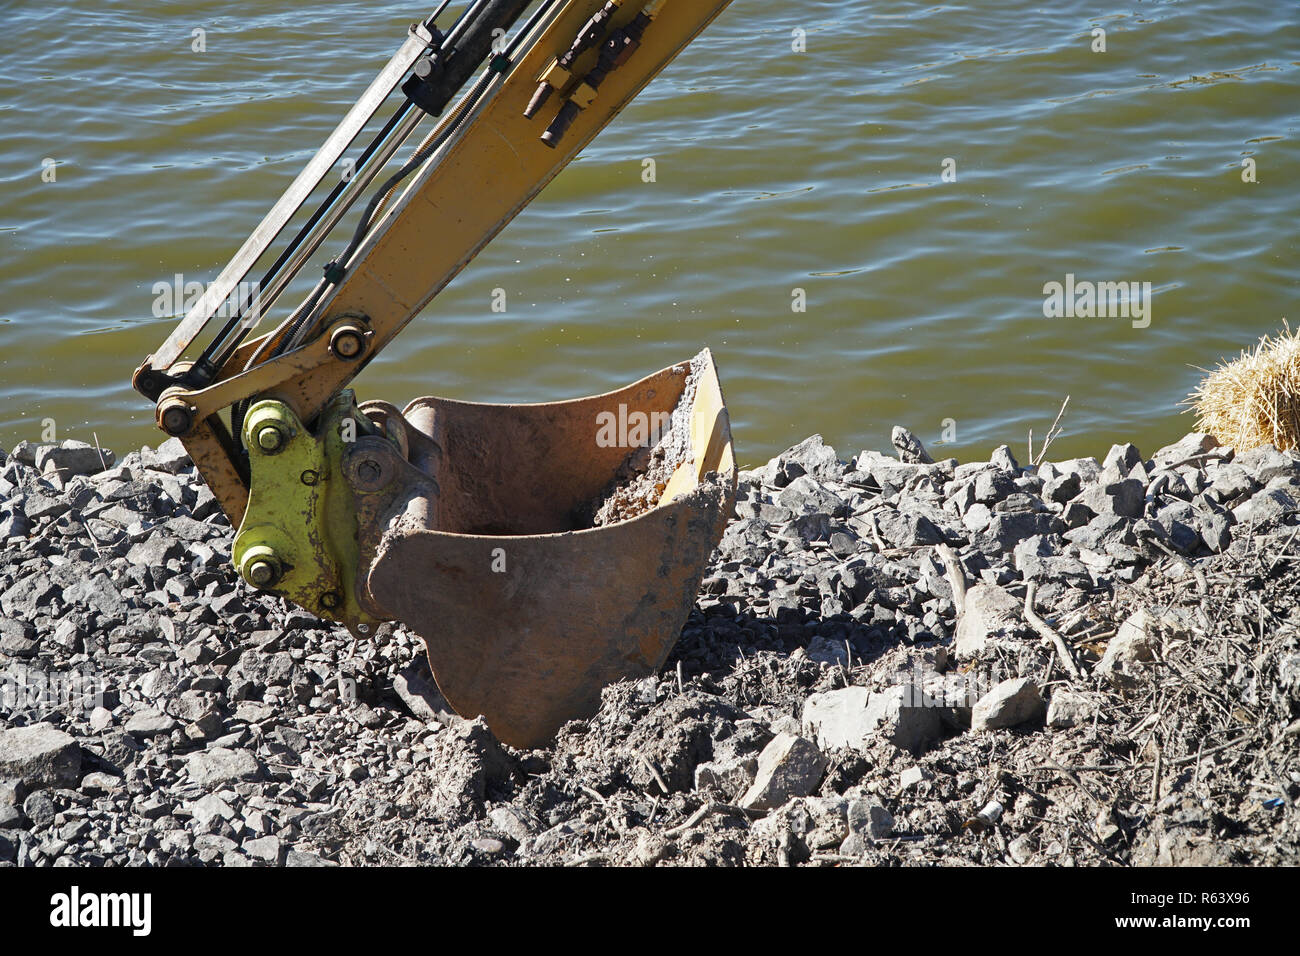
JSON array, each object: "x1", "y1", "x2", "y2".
[{"x1": 0, "y1": 428, "x2": 1297, "y2": 866}]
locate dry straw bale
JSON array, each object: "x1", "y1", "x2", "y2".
[{"x1": 1188, "y1": 324, "x2": 1300, "y2": 452}]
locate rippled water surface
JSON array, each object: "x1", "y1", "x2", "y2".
[{"x1": 1, "y1": 0, "x2": 1297, "y2": 465}]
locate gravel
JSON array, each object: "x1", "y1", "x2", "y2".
[{"x1": 0, "y1": 429, "x2": 1297, "y2": 866}]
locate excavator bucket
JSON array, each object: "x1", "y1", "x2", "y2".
[{"x1": 363, "y1": 350, "x2": 736, "y2": 748}]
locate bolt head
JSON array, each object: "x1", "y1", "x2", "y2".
[
  {"x1": 247, "y1": 558, "x2": 279, "y2": 588},
  {"x1": 160, "y1": 403, "x2": 195, "y2": 436},
  {"x1": 330, "y1": 328, "x2": 364, "y2": 360},
  {"x1": 255, "y1": 425, "x2": 285, "y2": 453}
]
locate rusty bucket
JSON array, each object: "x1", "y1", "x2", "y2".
[{"x1": 361, "y1": 349, "x2": 736, "y2": 748}]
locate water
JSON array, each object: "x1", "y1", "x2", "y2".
[{"x1": 1, "y1": 0, "x2": 1297, "y2": 469}]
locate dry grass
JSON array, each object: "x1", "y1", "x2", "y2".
[{"x1": 1188, "y1": 324, "x2": 1300, "y2": 452}]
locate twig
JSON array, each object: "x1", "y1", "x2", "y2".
[
  {"x1": 1024, "y1": 582, "x2": 1082, "y2": 680},
  {"x1": 639, "y1": 755, "x2": 670, "y2": 795},
  {"x1": 90, "y1": 431, "x2": 110, "y2": 472},
  {"x1": 935, "y1": 543, "x2": 967, "y2": 616},
  {"x1": 663, "y1": 802, "x2": 747, "y2": 838},
  {"x1": 1032, "y1": 396, "x2": 1070, "y2": 466}
]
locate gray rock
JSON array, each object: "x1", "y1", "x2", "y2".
[
  {"x1": 1046, "y1": 691, "x2": 1098, "y2": 729},
  {"x1": 891, "y1": 426, "x2": 933, "y2": 464},
  {"x1": 242, "y1": 835, "x2": 282, "y2": 863},
  {"x1": 990, "y1": 445, "x2": 1020, "y2": 472},
  {"x1": 848, "y1": 797, "x2": 894, "y2": 841},
  {"x1": 78, "y1": 772, "x2": 121, "y2": 795},
  {"x1": 24, "y1": 493, "x2": 70, "y2": 521},
  {"x1": 488, "y1": 806, "x2": 535, "y2": 843},
  {"x1": 1207, "y1": 463, "x2": 1258, "y2": 504},
  {"x1": 1041, "y1": 456, "x2": 1102, "y2": 485},
  {"x1": 140, "y1": 669, "x2": 180, "y2": 700},
  {"x1": 1103, "y1": 443, "x2": 1142, "y2": 474},
  {"x1": 1018, "y1": 552, "x2": 1092, "y2": 587},
  {"x1": 125, "y1": 536, "x2": 185, "y2": 568},
  {"x1": 124, "y1": 710, "x2": 179, "y2": 738},
  {"x1": 1232, "y1": 488, "x2": 1296, "y2": 526},
  {"x1": 971, "y1": 678, "x2": 1045, "y2": 731},
  {"x1": 694, "y1": 755, "x2": 758, "y2": 798},
  {"x1": 0, "y1": 510, "x2": 31, "y2": 540},
  {"x1": 873, "y1": 508, "x2": 944, "y2": 548},
  {"x1": 974, "y1": 469, "x2": 1018, "y2": 505},
  {"x1": 1235, "y1": 444, "x2": 1300, "y2": 483},
  {"x1": 140, "y1": 438, "x2": 193, "y2": 474},
  {"x1": 286, "y1": 850, "x2": 337, "y2": 867},
  {"x1": 1195, "y1": 507, "x2": 1234, "y2": 553},
  {"x1": 188, "y1": 793, "x2": 236, "y2": 829},
  {"x1": 0, "y1": 619, "x2": 37, "y2": 659},
  {"x1": 1150, "y1": 433, "x2": 1217, "y2": 469},
  {"x1": 761, "y1": 435, "x2": 841, "y2": 487},
  {"x1": 954, "y1": 583, "x2": 1021, "y2": 657},
  {"x1": 22, "y1": 790, "x2": 57, "y2": 828},
  {"x1": 0, "y1": 725, "x2": 81, "y2": 789},
  {"x1": 1042, "y1": 472, "x2": 1081, "y2": 505},
  {"x1": 962, "y1": 502, "x2": 993, "y2": 533},
  {"x1": 1075, "y1": 478, "x2": 1145, "y2": 520},
  {"x1": 0, "y1": 778, "x2": 26, "y2": 807},
  {"x1": 803, "y1": 685, "x2": 941, "y2": 755},
  {"x1": 1097, "y1": 609, "x2": 1161, "y2": 682},
  {"x1": 980, "y1": 510, "x2": 1061, "y2": 552},
  {"x1": 186, "y1": 748, "x2": 262, "y2": 788},
  {"x1": 470, "y1": 837, "x2": 507, "y2": 856},
  {"x1": 1065, "y1": 514, "x2": 1136, "y2": 552},
  {"x1": 899, "y1": 765, "x2": 932, "y2": 790},
  {"x1": 739, "y1": 733, "x2": 827, "y2": 812},
  {"x1": 35, "y1": 440, "x2": 114, "y2": 479},
  {"x1": 9, "y1": 440, "x2": 39, "y2": 466}
]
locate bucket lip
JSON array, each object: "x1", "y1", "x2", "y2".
[
  {"x1": 393, "y1": 348, "x2": 734, "y2": 541},
  {"x1": 402, "y1": 470, "x2": 736, "y2": 544},
  {"x1": 399, "y1": 348, "x2": 718, "y2": 414}
]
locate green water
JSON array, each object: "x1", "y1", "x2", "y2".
[{"x1": 1, "y1": 0, "x2": 1297, "y2": 467}]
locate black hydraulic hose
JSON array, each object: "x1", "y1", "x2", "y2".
[
  {"x1": 199, "y1": 98, "x2": 418, "y2": 375},
  {"x1": 232, "y1": 0, "x2": 549, "y2": 458},
  {"x1": 271, "y1": 0, "x2": 557, "y2": 363}
]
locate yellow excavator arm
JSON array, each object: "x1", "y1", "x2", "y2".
[{"x1": 133, "y1": 0, "x2": 737, "y2": 748}]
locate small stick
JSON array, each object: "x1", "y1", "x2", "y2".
[
  {"x1": 579, "y1": 785, "x2": 607, "y2": 806},
  {"x1": 640, "y1": 755, "x2": 670, "y2": 795},
  {"x1": 867, "y1": 512, "x2": 887, "y2": 553},
  {"x1": 676, "y1": 660, "x2": 685, "y2": 695},
  {"x1": 1024, "y1": 582, "x2": 1082, "y2": 680},
  {"x1": 1150, "y1": 742, "x2": 1163, "y2": 805},
  {"x1": 663, "y1": 802, "x2": 741, "y2": 838},
  {"x1": 92, "y1": 431, "x2": 110, "y2": 472},
  {"x1": 1032, "y1": 396, "x2": 1070, "y2": 466},
  {"x1": 935, "y1": 543, "x2": 967, "y2": 616}
]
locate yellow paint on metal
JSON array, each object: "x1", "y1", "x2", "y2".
[
  {"x1": 158, "y1": 0, "x2": 736, "y2": 530},
  {"x1": 233, "y1": 392, "x2": 383, "y2": 634}
]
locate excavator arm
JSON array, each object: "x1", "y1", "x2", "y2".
[{"x1": 133, "y1": 0, "x2": 738, "y2": 748}]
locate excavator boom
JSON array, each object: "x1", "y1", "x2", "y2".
[{"x1": 134, "y1": 0, "x2": 737, "y2": 747}]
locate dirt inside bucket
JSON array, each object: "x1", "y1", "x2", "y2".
[{"x1": 580, "y1": 353, "x2": 706, "y2": 527}]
